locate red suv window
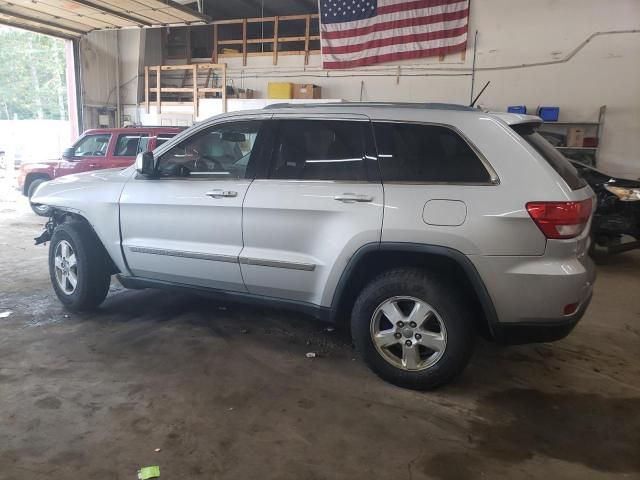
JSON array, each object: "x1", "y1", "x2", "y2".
[
  {"x1": 73, "y1": 134, "x2": 111, "y2": 157},
  {"x1": 114, "y1": 133, "x2": 149, "y2": 157}
]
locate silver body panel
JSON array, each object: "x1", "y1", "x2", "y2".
[
  {"x1": 119, "y1": 176, "x2": 251, "y2": 291},
  {"x1": 32, "y1": 104, "x2": 596, "y2": 327},
  {"x1": 241, "y1": 179, "x2": 383, "y2": 305}
]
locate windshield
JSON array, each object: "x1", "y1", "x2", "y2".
[{"x1": 512, "y1": 124, "x2": 586, "y2": 190}]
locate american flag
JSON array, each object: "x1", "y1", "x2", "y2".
[{"x1": 319, "y1": 0, "x2": 470, "y2": 69}]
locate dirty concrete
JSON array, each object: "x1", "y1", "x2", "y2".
[{"x1": 1, "y1": 180, "x2": 639, "y2": 480}]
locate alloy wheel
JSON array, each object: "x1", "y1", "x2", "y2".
[
  {"x1": 370, "y1": 296, "x2": 447, "y2": 371},
  {"x1": 54, "y1": 240, "x2": 78, "y2": 295}
]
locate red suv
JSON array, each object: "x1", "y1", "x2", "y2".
[{"x1": 18, "y1": 126, "x2": 184, "y2": 215}]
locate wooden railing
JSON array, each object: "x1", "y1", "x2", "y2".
[
  {"x1": 144, "y1": 63, "x2": 227, "y2": 116},
  {"x1": 211, "y1": 14, "x2": 320, "y2": 66}
]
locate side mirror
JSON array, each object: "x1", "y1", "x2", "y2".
[
  {"x1": 136, "y1": 151, "x2": 155, "y2": 176},
  {"x1": 61, "y1": 147, "x2": 75, "y2": 159}
]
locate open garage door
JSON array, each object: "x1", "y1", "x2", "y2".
[{"x1": 0, "y1": 0, "x2": 209, "y2": 40}]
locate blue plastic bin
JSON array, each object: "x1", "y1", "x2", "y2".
[
  {"x1": 538, "y1": 106, "x2": 560, "y2": 121},
  {"x1": 507, "y1": 105, "x2": 527, "y2": 114}
]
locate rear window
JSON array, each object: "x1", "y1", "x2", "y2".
[
  {"x1": 156, "y1": 134, "x2": 177, "y2": 147},
  {"x1": 373, "y1": 122, "x2": 492, "y2": 183},
  {"x1": 268, "y1": 120, "x2": 369, "y2": 181},
  {"x1": 514, "y1": 124, "x2": 586, "y2": 190}
]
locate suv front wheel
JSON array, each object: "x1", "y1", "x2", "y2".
[
  {"x1": 49, "y1": 221, "x2": 112, "y2": 312},
  {"x1": 351, "y1": 269, "x2": 475, "y2": 390}
]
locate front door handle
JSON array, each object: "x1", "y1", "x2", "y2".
[
  {"x1": 205, "y1": 189, "x2": 238, "y2": 198},
  {"x1": 334, "y1": 193, "x2": 373, "y2": 203}
]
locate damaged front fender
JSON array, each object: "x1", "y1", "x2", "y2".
[{"x1": 34, "y1": 211, "x2": 65, "y2": 245}]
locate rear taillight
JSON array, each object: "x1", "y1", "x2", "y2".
[{"x1": 526, "y1": 199, "x2": 593, "y2": 239}]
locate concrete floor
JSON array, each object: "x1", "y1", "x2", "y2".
[{"x1": 1, "y1": 179, "x2": 639, "y2": 480}]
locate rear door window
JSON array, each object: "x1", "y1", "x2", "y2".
[
  {"x1": 513, "y1": 124, "x2": 586, "y2": 190},
  {"x1": 373, "y1": 122, "x2": 492, "y2": 183},
  {"x1": 268, "y1": 120, "x2": 371, "y2": 181},
  {"x1": 155, "y1": 134, "x2": 177, "y2": 148},
  {"x1": 114, "y1": 133, "x2": 149, "y2": 157}
]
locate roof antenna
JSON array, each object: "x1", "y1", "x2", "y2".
[{"x1": 470, "y1": 81, "x2": 490, "y2": 108}]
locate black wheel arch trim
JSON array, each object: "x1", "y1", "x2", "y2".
[
  {"x1": 44, "y1": 209, "x2": 121, "y2": 275},
  {"x1": 329, "y1": 242, "x2": 501, "y2": 340}
]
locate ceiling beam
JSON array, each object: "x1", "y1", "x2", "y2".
[
  {"x1": 66, "y1": 0, "x2": 153, "y2": 26},
  {"x1": 161, "y1": 0, "x2": 210, "y2": 22},
  {"x1": 118, "y1": 0, "x2": 187, "y2": 23},
  {"x1": 0, "y1": 8, "x2": 88, "y2": 35},
  {"x1": 0, "y1": 19, "x2": 77, "y2": 40}
]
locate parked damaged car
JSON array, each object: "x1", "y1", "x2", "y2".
[{"x1": 570, "y1": 161, "x2": 640, "y2": 257}]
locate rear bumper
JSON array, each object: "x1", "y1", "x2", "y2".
[
  {"x1": 470, "y1": 246, "x2": 596, "y2": 344},
  {"x1": 491, "y1": 291, "x2": 592, "y2": 345}
]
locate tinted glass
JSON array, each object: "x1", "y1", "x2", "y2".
[
  {"x1": 156, "y1": 134, "x2": 177, "y2": 148},
  {"x1": 515, "y1": 126, "x2": 586, "y2": 190},
  {"x1": 73, "y1": 134, "x2": 111, "y2": 157},
  {"x1": 269, "y1": 120, "x2": 367, "y2": 181},
  {"x1": 373, "y1": 123, "x2": 491, "y2": 183},
  {"x1": 114, "y1": 133, "x2": 149, "y2": 156},
  {"x1": 157, "y1": 121, "x2": 261, "y2": 179}
]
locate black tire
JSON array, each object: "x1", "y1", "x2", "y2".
[
  {"x1": 27, "y1": 178, "x2": 52, "y2": 217},
  {"x1": 49, "y1": 221, "x2": 111, "y2": 312},
  {"x1": 351, "y1": 268, "x2": 475, "y2": 390}
]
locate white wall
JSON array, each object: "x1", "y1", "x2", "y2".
[
  {"x1": 79, "y1": 31, "x2": 117, "y2": 128},
  {"x1": 214, "y1": 0, "x2": 640, "y2": 178},
  {"x1": 83, "y1": 0, "x2": 640, "y2": 177},
  {"x1": 205, "y1": 0, "x2": 640, "y2": 177},
  {"x1": 80, "y1": 29, "x2": 144, "y2": 128}
]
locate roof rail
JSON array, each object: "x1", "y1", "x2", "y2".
[
  {"x1": 123, "y1": 124, "x2": 187, "y2": 129},
  {"x1": 263, "y1": 102, "x2": 477, "y2": 111}
]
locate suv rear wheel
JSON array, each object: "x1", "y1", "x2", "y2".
[
  {"x1": 351, "y1": 268, "x2": 475, "y2": 390},
  {"x1": 27, "y1": 178, "x2": 52, "y2": 216},
  {"x1": 49, "y1": 221, "x2": 112, "y2": 312}
]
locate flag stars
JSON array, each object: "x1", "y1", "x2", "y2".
[{"x1": 321, "y1": 0, "x2": 376, "y2": 23}]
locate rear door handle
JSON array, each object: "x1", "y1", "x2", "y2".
[
  {"x1": 205, "y1": 189, "x2": 238, "y2": 198},
  {"x1": 334, "y1": 193, "x2": 373, "y2": 203}
]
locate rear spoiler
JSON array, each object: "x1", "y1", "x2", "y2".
[{"x1": 510, "y1": 121, "x2": 543, "y2": 135}]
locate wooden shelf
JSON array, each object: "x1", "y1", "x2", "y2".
[{"x1": 144, "y1": 63, "x2": 227, "y2": 116}]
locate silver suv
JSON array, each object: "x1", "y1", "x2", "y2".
[{"x1": 32, "y1": 103, "x2": 596, "y2": 390}]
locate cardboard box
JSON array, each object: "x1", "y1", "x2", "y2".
[
  {"x1": 566, "y1": 127, "x2": 585, "y2": 147},
  {"x1": 268, "y1": 82, "x2": 293, "y2": 99},
  {"x1": 293, "y1": 83, "x2": 321, "y2": 99}
]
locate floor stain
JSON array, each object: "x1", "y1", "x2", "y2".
[
  {"x1": 424, "y1": 388, "x2": 640, "y2": 479},
  {"x1": 34, "y1": 396, "x2": 62, "y2": 410}
]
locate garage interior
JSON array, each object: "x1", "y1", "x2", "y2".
[{"x1": 1, "y1": 1, "x2": 640, "y2": 479}]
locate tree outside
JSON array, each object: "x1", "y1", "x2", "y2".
[{"x1": 0, "y1": 26, "x2": 68, "y2": 121}]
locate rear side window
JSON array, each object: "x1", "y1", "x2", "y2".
[
  {"x1": 268, "y1": 120, "x2": 369, "y2": 181},
  {"x1": 514, "y1": 125, "x2": 586, "y2": 190},
  {"x1": 114, "y1": 133, "x2": 149, "y2": 157},
  {"x1": 373, "y1": 123, "x2": 492, "y2": 183},
  {"x1": 156, "y1": 134, "x2": 177, "y2": 148}
]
